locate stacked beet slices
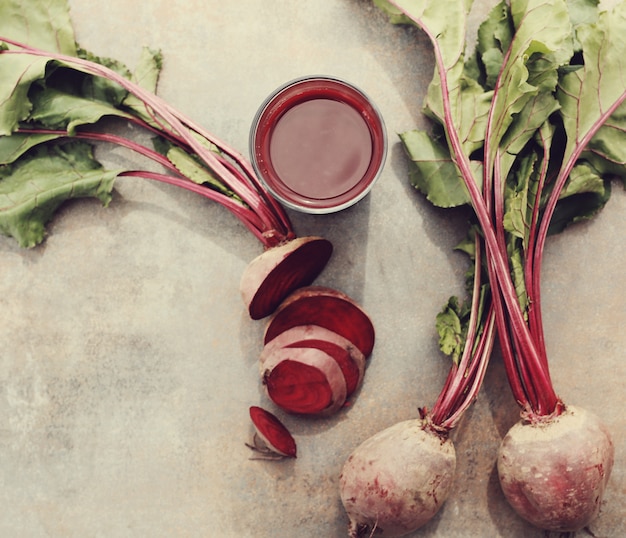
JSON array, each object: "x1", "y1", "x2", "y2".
[{"x1": 249, "y1": 286, "x2": 374, "y2": 459}]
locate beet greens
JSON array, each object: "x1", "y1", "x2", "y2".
[{"x1": 0, "y1": 36, "x2": 293, "y2": 250}]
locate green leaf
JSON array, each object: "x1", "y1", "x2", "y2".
[
  {"x1": 548, "y1": 162, "x2": 612, "y2": 234},
  {"x1": 476, "y1": 1, "x2": 514, "y2": 90},
  {"x1": 400, "y1": 129, "x2": 483, "y2": 208},
  {"x1": 423, "y1": 62, "x2": 494, "y2": 157},
  {"x1": 29, "y1": 87, "x2": 133, "y2": 134},
  {"x1": 436, "y1": 273, "x2": 491, "y2": 365},
  {"x1": 386, "y1": 0, "x2": 471, "y2": 70},
  {"x1": 23, "y1": 48, "x2": 162, "y2": 134},
  {"x1": 0, "y1": 0, "x2": 76, "y2": 55},
  {"x1": 0, "y1": 141, "x2": 119, "y2": 247},
  {"x1": 503, "y1": 149, "x2": 539, "y2": 247},
  {"x1": 131, "y1": 47, "x2": 163, "y2": 93},
  {"x1": 0, "y1": 132, "x2": 61, "y2": 165},
  {"x1": 74, "y1": 49, "x2": 132, "y2": 106},
  {"x1": 372, "y1": 0, "x2": 412, "y2": 25},
  {"x1": 122, "y1": 47, "x2": 164, "y2": 124},
  {"x1": 497, "y1": 92, "x2": 560, "y2": 183},
  {"x1": 0, "y1": 0, "x2": 78, "y2": 134},
  {"x1": 0, "y1": 55, "x2": 50, "y2": 135},
  {"x1": 507, "y1": 242, "x2": 528, "y2": 313},
  {"x1": 581, "y1": 99, "x2": 626, "y2": 188},
  {"x1": 558, "y1": 2, "x2": 626, "y2": 166},
  {"x1": 485, "y1": 0, "x2": 574, "y2": 171},
  {"x1": 566, "y1": 0, "x2": 600, "y2": 51},
  {"x1": 151, "y1": 136, "x2": 241, "y2": 201},
  {"x1": 436, "y1": 296, "x2": 467, "y2": 363}
]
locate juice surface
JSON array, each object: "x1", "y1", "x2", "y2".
[{"x1": 268, "y1": 99, "x2": 373, "y2": 199}]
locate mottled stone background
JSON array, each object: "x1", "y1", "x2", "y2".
[{"x1": 0, "y1": 1, "x2": 624, "y2": 536}]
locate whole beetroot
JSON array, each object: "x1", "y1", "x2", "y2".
[
  {"x1": 339, "y1": 418, "x2": 456, "y2": 537},
  {"x1": 497, "y1": 405, "x2": 614, "y2": 533}
]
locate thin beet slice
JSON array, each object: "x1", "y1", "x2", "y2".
[
  {"x1": 265, "y1": 360, "x2": 333, "y2": 415},
  {"x1": 260, "y1": 324, "x2": 365, "y2": 366},
  {"x1": 259, "y1": 325, "x2": 340, "y2": 364},
  {"x1": 259, "y1": 325, "x2": 366, "y2": 397},
  {"x1": 240, "y1": 237, "x2": 333, "y2": 320},
  {"x1": 261, "y1": 346, "x2": 347, "y2": 415},
  {"x1": 248, "y1": 406, "x2": 297, "y2": 459},
  {"x1": 264, "y1": 286, "x2": 375, "y2": 357},
  {"x1": 285, "y1": 339, "x2": 364, "y2": 397}
]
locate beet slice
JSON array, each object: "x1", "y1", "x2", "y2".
[
  {"x1": 286, "y1": 339, "x2": 364, "y2": 398},
  {"x1": 261, "y1": 346, "x2": 348, "y2": 415},
  {"x1": 248, "y1": 406, "x2": 297, "y2": 459},
  {"x1": 264, "y1": 286, "x2": 375, "y2": 357},
  {"x1": 259, "y1": 325, "x2": 366, "y2": 397},
  {"x1": 240, "y1": 236, "x2": 333, "y2": 320}
]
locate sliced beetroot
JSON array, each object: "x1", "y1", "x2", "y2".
[
  {"x1": 240, "y1": 236, "x2": 333, "y2": 320},
  {"x1": 261, "y1": 346, "x2": 347, "y2": 416},
  {"x1": 259, "y1": 325, "x2": 366, "y2": 398},
  {"x1": 259, "y1": 325, "x2": 366, "y2": 390},
  {"x1": 259, "y1": 325, "x2": 366, "y2": 397},
  {"x1": 264, "y1": 286, "x2": 375, "y2": 357},
  {"x1": 247, "y1": 406, "x2": 297, "y2": 459},
  {"x1": 286, "y1": 339, "x2": 364, "y2": 397},
  {"x1": 259, "y1": 325, "x2": 336, "y2": 364}
]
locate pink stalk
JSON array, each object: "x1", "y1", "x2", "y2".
[
  {"x1": 523, "y1": 128, "x2": 551, "y2": 365},
  {"x1": 17, "y1": 127, "x2": 269, "y2": 241},
  {"x1": 18, "y1": 127, "x2": 182, "y2": 175},
  {"x1": 441, "y1": 308, "x2": 495, "y2": 429},
  {"x1": 388, "y1": 0, "x2": 559, "y2": 416},
  {"x1": 119, "y1": 170, "x2": 268, "y2": 243},
  {"x1": 430, "y1": 235, "x2": 497, "y2": 430}
]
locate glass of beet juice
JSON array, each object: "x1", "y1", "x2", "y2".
[{"x1": 250, "y1": 76, "x2": 387, "y2": 213}]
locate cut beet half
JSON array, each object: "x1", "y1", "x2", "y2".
[
  {"x1": 261, "y1": 346, "x2": 347, "y2": 416},
  {"x1": 264, "y1": 286, "x2": 375, "y2": 357},
  {"x1": 240, "y1": 236, "x2": 333, "y2": 320},
  {"x1": 248, "y1": 406, "x2": 297, "y2": 459},
  {"x1": 259, "y1": 325, "x2": 366, "y2": 397}
]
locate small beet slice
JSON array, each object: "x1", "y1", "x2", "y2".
[
  {"x1": 264, "y1": 286, "x2": 375, "y2": 357},
  {"x1": 261, "y1": 346, "x2": 347, "y2": 415},
  {"x1": 248, "y1": 406, "x2": 297, "y2": 459},
  {"x1": 240, "y1": 236, "x2": 333, "y2": 320}
]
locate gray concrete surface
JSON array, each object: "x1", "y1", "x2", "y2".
[{"x1": 1, "y1": 1, "x2": 624, "y2": 537}]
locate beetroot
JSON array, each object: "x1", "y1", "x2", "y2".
[
  {"x1": 240, "y1": 237, "x2": 333, "y2": 320},
  {"x1": 264, "y1": 286, "x2": 375, "y2": 358},
  {"x1": 497, "y1": 406, "x2": 614, "y2": 533},
  {"x1": 338, "y1": 233, "x2": 495, "y2": 536},
  {"x1": 261, "y1": 346, "x2": 348, "y2": 415},
  {"x1": 371, "y1": 0, "x2": 622, "y2": 532},
  {"x1": 285, "y1": 339, "x2": 364, "y2": 398},
  {"x1": 247, "y1": 406, "x2": 297, "y2": 460},
  {"x1": 339, "y1": 418, "x2": 456, "y2": 537},
  {"x1": 259, "y1": 325, "x2": 366, "y2": 398}
]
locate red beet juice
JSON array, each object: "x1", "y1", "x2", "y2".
[{"x1": 250, "y1": 76, "x2": 387, "y2": 213}]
